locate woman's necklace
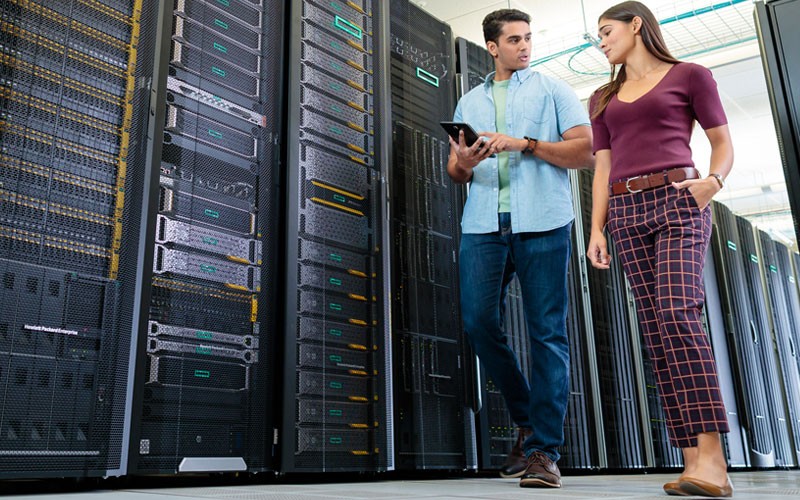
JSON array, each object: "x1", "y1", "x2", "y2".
[{"x1": 627, "y1": 62, "x2": 666, "y2": 82}]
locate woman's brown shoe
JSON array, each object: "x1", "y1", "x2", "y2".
[{"x1": 678, "y1": 476, "x2": 734, "y2": 498}]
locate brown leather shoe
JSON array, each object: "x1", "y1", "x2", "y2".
[
  {"x1": 663, "y1": 479, "x2": 690, "y2": 496},
  {"x1": 499, "y1": 427, "x2": 532, "y2": 478},
  {"x1": 519, "y1": 451, "x2": 561, "y2": 488},
  {"x1": 678, "y1": 476, "x2": 733, "y2": 498}
]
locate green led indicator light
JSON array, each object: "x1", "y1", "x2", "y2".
[
  {"x1": 208, "y1": 129, "x2": 223, "y2": 139},
  {"x1": 333, "y1": 16, "x2": 363, "y2": 39},
  {"x1": 750, "y1": 254, "x2": 759, "y2": 263},
  {"x1": 214, "y1": 19, "x2": 228, "y2": 29},
  {"x1": 211, "y1": 66, "x2": 226, "y2": 77},
  {"x1": 770, "y1": 265, "x2": 778, "y2": 273},
  {"x1": 329, "y1": 355, "x2": 343, "y2": 363},
  {"x1": 333, "y1": 194, "x2": 346, "y2": 203},
  {"x1": 216, "y1": 0, "x2": 230, "y2": 7},
  {"x1": 329, "y1": 253, "x2": 343, "y2": 262},
  {"x1": 330, "y1": 303, "x2": 342, "y2": 311},
  {"x1": 329, "y1": 329, "x2": 343, "y2": 337},
  {"x1": 331, "y1": 61, "x2": 343, "y2": 71},
  {"x1": 329, "y1": 409, "x2": 343, "y2": 417},
  {"x1": 212, "y1": 95, "x2": 222, "y2": 102},
  {"x1": 204, "y1": 209, "x2": 220, "y2": 218},
  {"x1": 330, "y1": 40, "x2": 342, "y2": 51},
  {"x1": 200, "y1": 263, "x2": 217, "y2": 274},
  {"x1": 329, "y1": 277, "x2": 342, "y2": 286},
  {"x1": 330, "y1": 1, "x2": 342, "y2": 11},
  {"x1": 329, "y1": 82, "x2": 342, "y2": 91},
  {"x1": 194, "y1": 370, "x2": 210, "y2": 378},
  {"x1": 727, "y1": 241, "x2": 737, "y2": 251},
  {"x1": 330, "y1": 437, "x2": 343, "y2": 444},
  {"x1": 330, "y1": 381, "x2": 343, "y2": 389},
  {"x1": 213, "y1": 42, "x2": 227, "y2": 54},
  {"x1": 196, "y1": 330, "x2": 213, "y2": 340},
  {"x1": 202, "y1": 236, "x2": 219, "y2": 246},
  {"x1": 331, "y1": 104, "x2": 343, "y2": 114},
  {"x1": 416, "y1": 67, "x2": 439, "y2": 87},
  {"x1": 196, "y1": 346, "x2": 212, "y2": 355},
  {"x1": 330, "y1": 126, "x2": 343, "y2": 135}
]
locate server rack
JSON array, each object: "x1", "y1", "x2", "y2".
[
  {"x1": 710, "y1": 202, "x2": 775, "y2": 467},
  {"x1": 736, "y1": 216, "x2": 795, "y2": 467},
  {"x1": 577, "y1": 169, "x2": 648, "y2": 469},
  {"x1": 0, "y1": 0, "x2": 153, "y2": 478},
  {"x1": 755, "y1": 0, "x2": 800, "y2": 244},
  {"x1": 127, "y1": 0, "x2": 283, "y2": 474},
  {"x1": 452, "y1": 36, "x2": 522, "y2": 472},
  {"x1": 702, "y1": 243, "x2": 748, "y2": 467},
  {"x1": 757, "y1": 230, "x2": 800, "y2": 463},
  {"x1": 281, "y1": 0, "x2": 392, "y2": 472},
  {"x1": 389, "y1": 0, "x2": 475, "y2": 470}
]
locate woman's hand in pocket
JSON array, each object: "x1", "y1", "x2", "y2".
[{"x1": 672, "y1": 177, "x2": 721, "y2": 210}]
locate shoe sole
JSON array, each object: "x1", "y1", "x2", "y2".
[
  {"x1": 663, "y1": 486, "x2": 690, "y2": 496},
  {"x1": 519, "y1": 478, "x2": 561, "y2": 488},
  {"x1": 499, "y1": 470, "x2": 526, "y2": 479}
]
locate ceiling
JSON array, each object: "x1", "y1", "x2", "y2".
[{"x1": 411, "y1": 0, "x2": 797, "y2": 246}]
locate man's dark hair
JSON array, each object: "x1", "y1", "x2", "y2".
[{"x1": 482, "y1": 9, "x2": 531, "y2": 43}]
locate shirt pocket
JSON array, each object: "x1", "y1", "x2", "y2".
[{"x1": 520, "y1": 95, "x2": 550, "y2": 124}]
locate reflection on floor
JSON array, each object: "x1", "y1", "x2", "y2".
[{"x1": 2, "y1": 470, "x2": 799, "y2": 499}]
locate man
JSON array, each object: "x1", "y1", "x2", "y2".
[{"x1": 447, "y1": 9, "x2": 593, "y2": 489}]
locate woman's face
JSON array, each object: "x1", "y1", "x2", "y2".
[{"x1": 597, "y1": 17, "x2": 637, "y2": 65}]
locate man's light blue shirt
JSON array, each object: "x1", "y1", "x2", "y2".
[{"x1": 453, "y1": 67, "x2": 590, "y2": 234}]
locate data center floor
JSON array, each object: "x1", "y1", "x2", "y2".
[{"x1": 3, "y1": 470, "x2": 799, "y2": 499}]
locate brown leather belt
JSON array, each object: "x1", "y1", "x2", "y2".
[{"x1": 609, "y1": 167, "x2": 699, "y2": 196}]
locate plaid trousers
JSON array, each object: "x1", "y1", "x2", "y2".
[{"x1": 607, "y1": 182, "x2": 729, "y2": 448}]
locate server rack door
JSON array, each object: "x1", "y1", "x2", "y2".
[
  {"x1": 389, "y1": 0, "x2": 475, "y2": 471},
  {"x1": 779, "y1": 248, "x2": 800, "y2": 459},
  {"x1": 702, "y1": 243, "x2": 748, "y2": 467},
  {"x1": 757, "y1": 231, "x2": 800, "y2": 463},
  {"x1": 127, "y1": 0, "x2": 283, "y2": 474},
  {"x1": 577, "y1": 169, "x2": 648, "y2": 469},
  {"x1": 755, "y1": 0, "x2": 800, "y2": 244},
  {"x1": 0, "y1": 0, "x2": 155, "y2": 478},
  {"x1": 710, "y1": 202, "x2": 775, "y2": 467},
  {"x1": 281, "y1": 0, "x2": 392, "y2": 473},
  {"x1": 452, "y1": 36, "x2": 523, "y2": 473},
  {"x1": 736, "y1": 217, "x2": 795, "y2": 467}
]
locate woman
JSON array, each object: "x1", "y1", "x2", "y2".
[{"x1": 586, "y1": 1, "x2": 734, "y2": 497}]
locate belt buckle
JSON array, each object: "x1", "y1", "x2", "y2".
[{"x1": 625, "y1": 175, "x2": 643, "y2": 193}]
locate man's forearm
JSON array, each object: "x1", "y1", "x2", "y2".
[{"x1": 530, "y1": 137, "x2": 594, "y2": 169}]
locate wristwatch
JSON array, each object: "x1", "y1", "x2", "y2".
[
  {"x1": 523, "y1": 136, "x2": 538, "y2": 155},
  {"x1": 708, "y1": 173, "x2": 724, "y2": 189}
]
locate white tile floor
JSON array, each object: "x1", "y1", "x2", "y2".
[{"x1": 2, "y1": 470, "x2": 800, "y2": 500}]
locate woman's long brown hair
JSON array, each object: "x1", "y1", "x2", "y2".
[{"x1": 591, "y1": 1, "x2": 680, "y2": 119}]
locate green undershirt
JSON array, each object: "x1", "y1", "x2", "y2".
[{"x1": 492, "y1": 79, "x2": 511, "y2": 213}]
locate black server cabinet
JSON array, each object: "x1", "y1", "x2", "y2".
[
  {"x1": 577, "y1": 169, "x2": 648, "y2": 469},
  {"x1": 701, "y1": 244, "x2": 748, "y2": 467},
  {"x1": 758, "y1": 231, "x2": 800, "y2": 463},
  {"x1": 736, "y1": 217, "x2": 795, "y2": 467},
  {"x1": 282, "y1": 0, "x2": 391, "y2": 472},
  {"x1": 755, "y1": 0, "x2": 800, "y2": 244},
  {"x1": 127, "y1": 0, "x2": 283, "y2": 474},
  {"x1": 710, "y1": 202, "x2": 775, "y2": 467},
  {"x1": 389, "y1": 1, "x2": 475, "y2": 470},
  {"x1": 0, "y1": 0, "x2": 154, "y2": 478}
]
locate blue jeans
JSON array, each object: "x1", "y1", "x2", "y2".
[{"x1": 459, "y1": 213, "x2": 571, "y2": 461}]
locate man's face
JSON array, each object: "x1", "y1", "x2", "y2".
[{"x1": 487, "y1": 20, "x2": 532, "y2": 72}]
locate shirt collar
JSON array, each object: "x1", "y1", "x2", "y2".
[{"x1": 482, "y1": 66, "x2": 533, "y2": 91}]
